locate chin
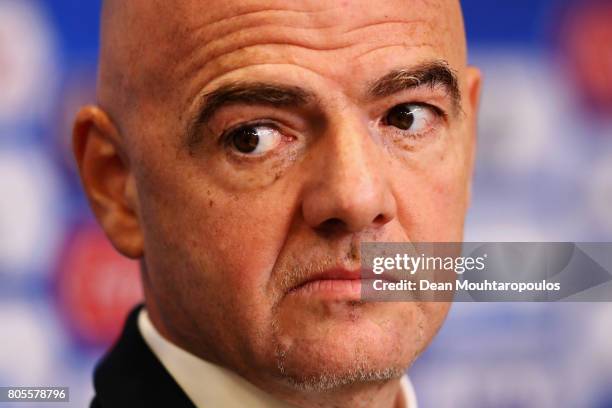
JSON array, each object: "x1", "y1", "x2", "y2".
[{"x1": 271, "y1": 302, "x2": 427, "y2": 392}]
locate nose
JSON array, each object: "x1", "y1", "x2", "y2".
[{"x1": 301, "y1": 116, "x2": 397, "y2": 235}]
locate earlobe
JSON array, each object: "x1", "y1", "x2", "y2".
[{"x1": 72, "y1": 106, "x2": 144, "y2": 259}]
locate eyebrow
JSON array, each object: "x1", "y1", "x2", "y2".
[
  {"x1": 367, "y1": 60, "x2": 461, "y2": 109},
  {"x1": 186, "y1": 60, "x2": 461, "y2": 149}
]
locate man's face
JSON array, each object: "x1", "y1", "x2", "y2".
[{"x1": 85, "y1": 0, "x2": 479, "y2": 397}]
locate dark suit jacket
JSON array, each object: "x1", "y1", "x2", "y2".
[{"x1": 90, "y1": 305, "x2": 196, "y2": 407}]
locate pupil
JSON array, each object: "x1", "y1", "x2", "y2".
[
  {"x1": 387, "y1": 105, "x2": 415, "y2": 130},
  {"x1": 232, "y1": 127, "x2": 260, "y2": 153}
]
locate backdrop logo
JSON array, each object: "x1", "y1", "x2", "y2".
[
  {"x1": 54, "y1": 222, "x2": 143, "y2": 348},
  {"x1": 560, "y1": 2, "x2": 612, "y2": 115},
  {"x1": 0, "y1": 1, "x2": 58, "y2": 123}
]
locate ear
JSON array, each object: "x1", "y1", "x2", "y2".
[
  {"x1": 464, "y1": 66, "x2": 482, "y2": 206},
  {"x1": 72, "y1": 106, "x2": 144, "y2": 258}
]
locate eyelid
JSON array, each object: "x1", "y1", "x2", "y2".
[
  {"x1": 218, "y1": 119, "x2": 280, "y2": 147},
  {"x1": 405, "y1": 102, "x2": 446, "y2": 119},
  {"x1": 382, "y1": 102, "x2": 446, "y2": 128},
  {"x1": 378, "y1": 97, "x2": 449, "y2": 121}
]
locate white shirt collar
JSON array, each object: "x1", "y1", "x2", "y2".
[{"x1": 138, "y1": 309, "x2": 418, "y2": 408}]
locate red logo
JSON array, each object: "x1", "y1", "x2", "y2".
[
  {"x1": 55, "y1": 222, "x2": 143, "y2": 348},
  {"x1": 560, "y1": 2, "x2": 612, "y2": 115}
]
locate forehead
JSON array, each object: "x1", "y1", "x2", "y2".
[{"x1": 119, "y1": 0, "x2": 464, "y2": 112}]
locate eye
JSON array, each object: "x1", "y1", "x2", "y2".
[
  {"x1": 384, "y1": 103, "x2": 439, "y2": 135},
  {"x1": 226, "y1": 124, "x2": 282, "y2": 155}
]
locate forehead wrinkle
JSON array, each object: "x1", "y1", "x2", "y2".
[
  {"x1": 181, "y1": 39, "x2": 362, "y2": 85},
  {"x1": 173, "y1": 17, "x2": 438, "y2": 100},
  {"x1": 187, "y1": 41, "x2": 435, "y2": 96},
  {"x1": 343, "y1": 19, "x2": 429, "y2": 35},
  {"x1": 173, "y1": 25, "x2": 351, "y2": 84},
  {"x1": 355, "y1": 43, "x2": 434, "y2": 60},
  {"x1": 168, "y1": 0, "x2": 444, "y2": 84},
  {"x1": 185, "y1": 17, "x2": 432, "y2": 68},
  {"x1": 192, "y1": 13, "x2": 427, "y2": 47},
  {"x1": 171, "y1": 5, "x2": 349, "y2": 81},
  {"x1": 177, "y1": 24, "x2": 352, "y2": 77},
  {"x1": 190, "y1": 7, "x2": 339, "y2": 39},
  {"x1": 191, "y1": 1, "x2": 338, "y2": 26}
]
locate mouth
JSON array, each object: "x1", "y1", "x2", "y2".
[{"x1": 288, "y1": 267, "x2": 398, "y2": 300}]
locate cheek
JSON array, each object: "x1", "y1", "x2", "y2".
[
  {"x1": 201, "y1": 196, "x2": 296, "y2": 291},
  {"x1": 392, "y1": 145, "x2": 470, "y2": 240},
  {"x1": 136, "y1": 161, "x2": 293, "y2": 302}
]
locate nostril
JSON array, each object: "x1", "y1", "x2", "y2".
[
  {"x1": 373, "y1": 213, "x2": 386, "y2": 225},
  {"x1": 320, "y1": 217, "x2": 345, "y2": 230}
]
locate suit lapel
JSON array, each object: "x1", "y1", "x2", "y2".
[{"x1": 91, "y1": 305, "x2": 196, "y2": 408}]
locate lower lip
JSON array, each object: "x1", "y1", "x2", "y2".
[{"x1": 290, "y1": 279, "x2": 368, "y2": 300}]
